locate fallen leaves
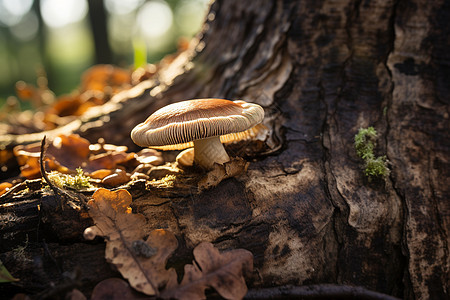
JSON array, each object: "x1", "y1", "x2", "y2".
[
  {"x1": 14, "y1": 134, "x2": 91, "y2": 179},
  {"x1": 13, "y1": 134, "x2": 147, "y2": 187},
  {"x1": 1, "y1": 65, "x2": 134, "y2": 135},
  {"x1": 162, "y1": 242, "x2": 253, "y2": 300},
  {"x1": 80, "y1": 65, "x2": 131, "y2": 94},
  {"x1": 5, "y1": 131, "x2": 250, "y2": 196},
  {"x1": 0, "y1": 182, "x2": 13, "y2": 196},
  {"x1": 84, "y1": 189, "x2": 178, "y2": 296},
  {"x1": 84, "y1": 188, "x2": 254, "y2": 299}
]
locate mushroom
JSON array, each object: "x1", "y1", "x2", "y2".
[
  {"x1": 130, "y1": 98, "x2": 265, "y2": 169},
  {"x1": 176, "y1": 148, "x2": 195, "y2": 169}
]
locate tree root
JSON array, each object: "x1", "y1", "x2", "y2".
[{"x1": 245, "y1": 284, "x2": 400, "y2": 300}]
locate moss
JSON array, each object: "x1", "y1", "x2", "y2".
[
  {"x1": 354, "y1": 127, "x2": 377, "y2": 159},
  {"x1": 48, "y1": 167, "x2": 92, "y2": 190},
  {"x1": 364, "y1": 156, "x2": 390, "y2": 178},
  {"x1": 354, "y1": 127, "x2": 390, "y2": 180}
]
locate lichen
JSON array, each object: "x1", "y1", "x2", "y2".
[
  {"x1": 354, "y1": 127, "x2": 390, "y2": 180},
  {"x1": 48, "y1": 167, "x2": 92, "y2": 190},
  {"x1": 12, "y1": 235, "x2": 31, "y2": 264},
  {"x1": 150, "y1": 174, "x2": 176, "y2": 188}
]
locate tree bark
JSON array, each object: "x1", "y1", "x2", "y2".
[{"x1": 1, "y1": 0, "x2": 448, "y2": 299}]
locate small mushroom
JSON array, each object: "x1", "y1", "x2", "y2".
[
  {"x1": 176, "y1": 148, "x2": 194, "y2": 168},
  {"x1": 131, "y1": 99, "x2": 264, "y2": 169}
]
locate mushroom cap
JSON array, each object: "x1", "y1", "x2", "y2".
[{"x1": 131, "y1": 98, "x2": 264, "y2": 150}]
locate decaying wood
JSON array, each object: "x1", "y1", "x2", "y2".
[{"x1": 1, "y1": 0, "x2": 449, "y2": 299}]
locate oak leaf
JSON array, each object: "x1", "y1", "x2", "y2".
[
  {"x1": 162, "y1": 242, "x2": 253, "y2": 300},
  {"x1": 84, "y1": 188, "x2": 178, "y2": 296}
]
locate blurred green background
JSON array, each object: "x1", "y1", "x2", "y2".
[{"x1": 0, "y1": 0, "x2": 209, "y2": 105}]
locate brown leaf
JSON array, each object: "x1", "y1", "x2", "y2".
[
  {"x1": 14, "y1": 143, "x2": 64, "y2": 179},
  {"x1": 198, "y1": 158, "x2": 249, "y2": 192},
  {"x1": 89, "y1": 169, "x2": 114, "y2": 180},
  {"x1": 162, "y1": 242, "x2": 253, "y2": 300},
  {"x1": 54, "y1": 134, "x2": 91, "y2": 160},
  {"x1": 13, "y1": 134, "x2": 135, "y2": 179},
  {"x1": 91, "y1": 278, "x2": 148, "y2": 300},
  {"x1": 81, "y1": 65, "x2": 131, "y2": 93},
  {"x1": 13, "y1": 134, "x2": 90, "y2": 178},
  {"x1": 84, "y1": 189, "x2": 178, "y2": 296},
  {"x1": 46, "y1": 95, "x2": 83, "y2": 117},
  {"x1": 86, "y1": 152, "x2": 134, "y2": 173},
  {"x1": 0, "y1": 182, "x2": 13, "y2": 196}
]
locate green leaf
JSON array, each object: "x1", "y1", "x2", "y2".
[{"x1": 0, "y1": 260, "x2": 18, "y2": 283}]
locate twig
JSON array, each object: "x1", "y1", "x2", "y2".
[
  {"x1": 39, "y1": 136, "x2": 62, "y2": 208},
  {"x1": 245, "y1": 284, "x2": 400, "y2": 300},
  {"x1": 39, "y1": 135, "x2": 89, "y2": 209},
  {"x1": 0, "y1": 181, "x2": 27, "y2": 201}
]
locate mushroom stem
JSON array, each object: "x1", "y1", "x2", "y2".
[{"x1": 193, "y1": 136, "x2": 230, "y2": 169}]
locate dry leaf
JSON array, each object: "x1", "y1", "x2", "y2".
[
  {"x1": 89, "y1": 169, "x2": 114, "y2": 180},
  {"x1": 162, "y1": 242, "x2": 253, "y2": 300},
  {"x1": 198, "y1": 158, "x2": 249, "y2": 192},
  {"x1": 13, "y1": 134, "x2": 90, "y2": 178},
  {"x1": 86, "y1": 152, "x2": 134, "y2": 173},
  {"x1": 14, "y1": 143, "x2": 64, "y2": 179},
  {"x1": 81, "y1": 65, "x2": 131, "y2": 93},
  {"x1": 46, "y1": 95, "x2": 84, "y2": 117},
  {"x1": 13, "y1": 134, "x2": 135, "y2": 179},
  {"x1": 91, "y1": 278, "x2": 147, "y2": 300},
  {"x1": 84, "y1": 189, "x2": 178, "y2": 296},
  {"x1": 0, "y1": 182, "x2": 13, "y2": 196},
  {"x1": 54, "y1": 134, "x2": 91, "y2": 159}
]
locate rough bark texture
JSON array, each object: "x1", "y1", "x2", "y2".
[{"x1": 1, "y1": 0, "x2": 449, "y2": 299}]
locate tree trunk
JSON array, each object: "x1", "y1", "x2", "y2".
[
  {"x1": 87, "y1": 0, "x2": 113, "y2": 65},
  {"x1": 1, "y1": 0, "x2": 448, "y2": 299}
]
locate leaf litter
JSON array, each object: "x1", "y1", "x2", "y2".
[{"x1": 84, "y1": 188, "x2": 253, "y2": 299}]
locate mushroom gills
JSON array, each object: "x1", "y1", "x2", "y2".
[{"x1": 193, "y1": 136, "x2": 230, "y2": 169}]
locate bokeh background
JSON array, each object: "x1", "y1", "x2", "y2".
[{"x1": 0, "y1": 0, "x2": 209, "y2": 106}]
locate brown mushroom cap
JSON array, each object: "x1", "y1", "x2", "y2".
[{"x1": 131, "y1": 99, "x2": 264, "y2": 150}]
